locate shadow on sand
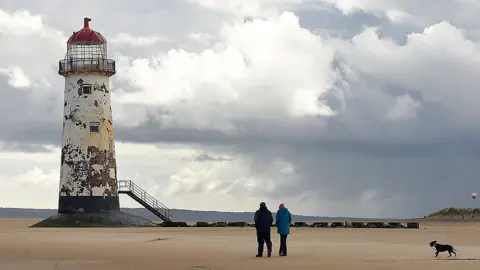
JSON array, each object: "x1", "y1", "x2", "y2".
[{"x1": 430, "y1": 257, "x2": 479, "y2": 261}]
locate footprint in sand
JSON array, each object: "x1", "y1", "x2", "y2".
[
  {"x1": 147, "y1": 237, "x2": 172, "y2": 242},
  {"x1": 192, "y1": 266, "x2": 212, "y2": 270}
]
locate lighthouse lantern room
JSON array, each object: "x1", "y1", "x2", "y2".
[{"x1": 59, "y1": 18, "x2": 115, "y2": 77}]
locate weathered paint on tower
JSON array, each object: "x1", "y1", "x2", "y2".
[
  {"x1": 61, "y1": 75, "x2": 116, "y2": 196},
  {"x1": 57, "y1": 18, "x2": 120, "y2": 213}
]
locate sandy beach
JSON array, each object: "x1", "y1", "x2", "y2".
[{"x1": 0, "y1": 219, "x2": 479, "y2": 270}]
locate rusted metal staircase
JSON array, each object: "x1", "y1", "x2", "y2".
[{"x1": 118, "y1": 180, "x2": 172, "y2": 222}]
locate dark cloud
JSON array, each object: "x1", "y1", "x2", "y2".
[
  {"x1": 193, "y1": 154, "x2": 234, "y2": 162},
  {"x1": 0, "y1": 142, "x2": 52, "y2": 153},
  {"x1": 175, "y1": 141, "x2": 480, "y2": 218},
  {"x1": 0, "y1": 0, "x2": 228, "y2": 47},
  {"x1": 297, "y1": 3, "x2": 396, "y2": 39}
]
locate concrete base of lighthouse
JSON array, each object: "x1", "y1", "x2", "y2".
[
  {"x1": 30, "y1": 194, "x2": 158, "y2": 227},
  {"x1": 30, "y1": 210, "x2": 158, "y2": 228}
]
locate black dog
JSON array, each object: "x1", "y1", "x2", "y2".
[{"x1": 429, "y1": 240, "x2": 457, "y2": 257}]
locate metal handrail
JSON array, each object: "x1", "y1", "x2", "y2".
[
  {"x1": 118, "y1": 180, "x2": 172, "y2": 220},
  {"x1": 119, "y1": 180, "x2": 172, "y2": 220}
]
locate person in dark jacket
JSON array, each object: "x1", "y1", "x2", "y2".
[
  {"x1": 254, "y1": 202, "x2": 273, "y2": 257},
  {"x1": 275, "y1": 203, "x2": 292, "y2": 256}
]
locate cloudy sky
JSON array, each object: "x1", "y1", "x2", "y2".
[{"x1": 1, "y1": 0, "x2": 480, "y2": 219}]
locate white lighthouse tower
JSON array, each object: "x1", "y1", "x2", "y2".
[
  {"x1": 56, "y1": 17, "x2": 119, "y2": 214},
  {"x1": 31, "y1": 17, "x2": 156, "y2": 227}
]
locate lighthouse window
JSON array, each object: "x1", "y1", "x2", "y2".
[
  {"x1": 89, "y1": 122, "x2": 100, "y2": 133},
  {"x1": 82, "y1": 85, "x2": 92, "y2": 95}
]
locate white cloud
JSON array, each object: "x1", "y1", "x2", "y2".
[
  {"x1": 385, "y1": 9, "x2": 410, "y2": 23},
  {"x1": 0, "y1": 166, "x2": 59, "y2": 208},
  {"x1": 187, "y1": 32, "x2": 214, "y2": 45},
  {"x1": 0, "y1": 142, "x2": 199, "y2": 209},
  {"x1": 0, "y1": 8, "x2": 66, "y2": 94},
  {"x1": 109, "y1": 33, "x2": 170, "y2": 47},
  {"x1": 386, "y1": 94, "x2": 421, "y2": 121},
  {"x1": 190, "y1": 0, "x2": 281, "y2": 17},
  {"x1": 164, "y1": 157, "x2": 255, "y2": 196},
  {"x1": 0, "y1": 65, "x2": 31, "y2": 88},
  {"x1": 115, "y1": 12, "x2": 337, "y2": 132},
  {"x1": 14, "y1": 166, "x2": 58, "y2": 186},
  {"x1": 319, "y1": 0, "x2": 407, "y2": 15},
  {"x1": 159, "y1": 156, "x2": 316, "y2": 213},
  {"x1": 0, "y1": 141, "x2": 306, "y2": 214},
  {"x1": 329, "y1": 21, "x2": 480, "y2": 126},
  {"x1": 0, "y1": 9, "x2": 44, "y2": 35},
  {"x1": 113, "y1": 12, "x2": 480, "y2": 142},
  {"x1": 315, "y1": 0, "x2": 480, "y2": 30},
  {"x1": 0, "y1": 142, "x2": 379, "y2": 216},
  {"x1": 162, "y1": 156, "x2": 297, "y2": 198}
]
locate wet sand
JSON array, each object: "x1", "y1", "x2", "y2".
[{"x1": 0, "y1": 219, "x2": 479, "y2": 269}]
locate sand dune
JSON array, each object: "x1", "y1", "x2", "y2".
[{"x1": 0, "y1": 219, "x2": 479, "y2": 269}]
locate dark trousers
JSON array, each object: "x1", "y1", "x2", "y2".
[
  {"x1": 256, "y1": 231, "x2": 272, "y2": 255},
  {"x1": 279, "y1": 234, "x2": 288, "y2": 255}
]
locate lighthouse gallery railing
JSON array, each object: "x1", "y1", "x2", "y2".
[{"x1": 59, "y1": 58, "x2": 116, "y2": 76}]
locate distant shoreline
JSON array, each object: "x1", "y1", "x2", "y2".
[
  {"x1": 0, "y1": 207, "x2": 409, "y2": 222},
  {"x1": 1, "y1": 207, "x2": 477, "y2": 222}
]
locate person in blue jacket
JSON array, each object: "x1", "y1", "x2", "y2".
[{"x1": 275, "y1": 203, "x2": 291, "y2": 256}]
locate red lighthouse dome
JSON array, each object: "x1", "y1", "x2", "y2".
[{"x1": 67, "y1": 18, "x2": 106, "y2": 44}]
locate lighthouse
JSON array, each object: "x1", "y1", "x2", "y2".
[
  {"x1": 31, "y1": 18, "x2": 155, "y2": 227},
  {"x1": 58, "y1": 17, "x2": 119, "y2": 213},
  {"x1": 58, "y1": 18, "x2": 120, "y2": 213}
]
